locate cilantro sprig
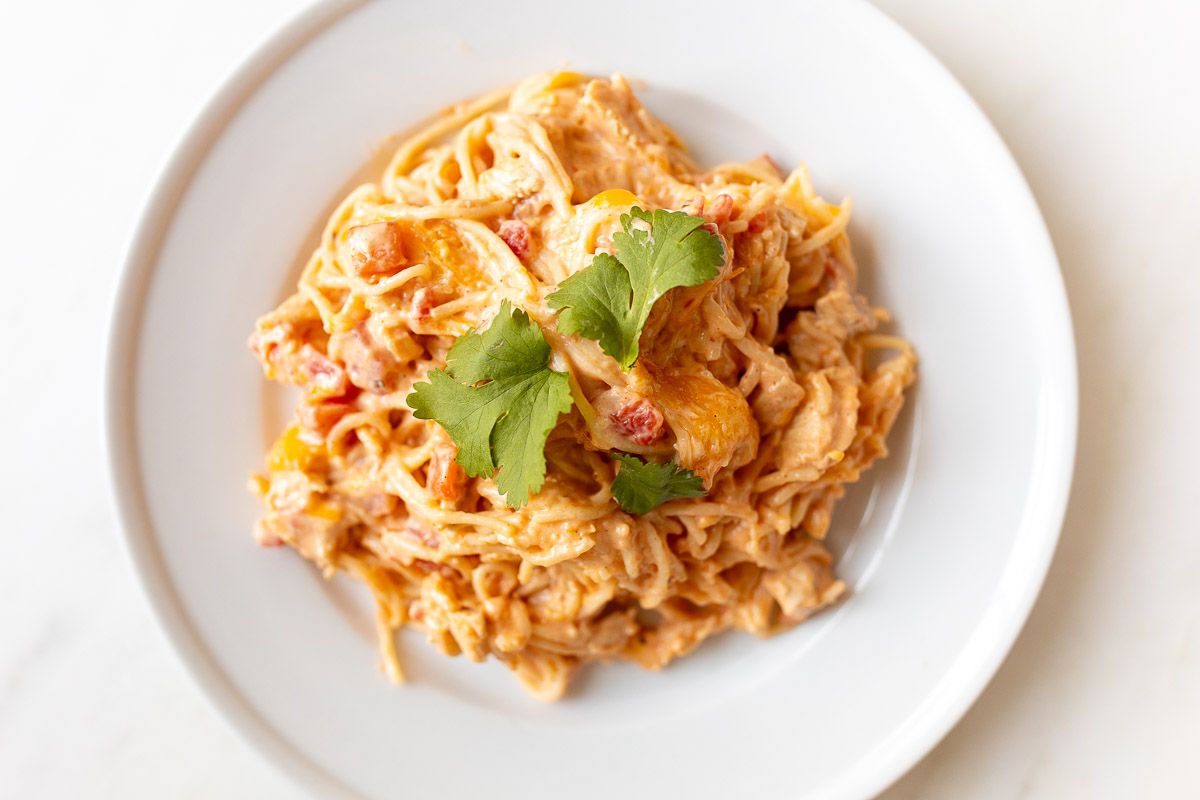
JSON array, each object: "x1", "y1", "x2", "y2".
[
  {"x1": 610, "y1": 454, "x2": 706, "y2": 515},
  {"x1": 406, "y1": 301, "x2": 573, "y2": 508},
  {"x1": 547, "y1": 207, "x2": 724, "y2": 370},
  {"x1": 407, "y1": 204, "x2": 723, "y2": 510}
]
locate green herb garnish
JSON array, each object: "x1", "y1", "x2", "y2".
[
  {"x1": 407, "y1": 301, "x2": 573, "y2": 508},
  {"x1": 610, "y1": 454, "x2": 706, "y2": 515},
  {"x1": 547, "y1": 207, "x2": 724, "y2": 370}
]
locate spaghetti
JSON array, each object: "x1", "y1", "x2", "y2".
[{"x1": 249, "y1": 72, "x2": 916, "y2": 700}]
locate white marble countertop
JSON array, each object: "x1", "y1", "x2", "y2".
[{"x1": 2, "y1": 1, "x2": 1197, "y2": 797}]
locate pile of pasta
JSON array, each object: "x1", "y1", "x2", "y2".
[{"x1": 249, "y1": 72, "x2": 916, "y2": 700}]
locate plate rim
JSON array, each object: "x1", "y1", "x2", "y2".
[{"x1": 103, "y1": 1, "x2": 1078, "y2": 798}]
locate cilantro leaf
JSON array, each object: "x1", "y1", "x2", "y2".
[
  {"x1": 610, "y1": 454, "x2": 706, "y2": 515},
  {"x1": 547, "y1": 206, "x2": 724, "y2": 370},
  {"x1": 406, "y1": 301, "x2": 573, "y2": 508}
]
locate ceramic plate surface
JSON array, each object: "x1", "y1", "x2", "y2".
[{"x1": 106, "y1": 1, "x2": 1076, "y2": 797}]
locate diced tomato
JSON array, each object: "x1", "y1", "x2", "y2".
[
  {"x1": 498, "y1": 219, "x2": 532, "y2": 260},
  {"x1": 427, "y1": 446, "x2": 467, "y2": 502},
  {"x1": 346, "y1": 221, "x2": 408, "y2": 278},
  {"x1": 747, "y1": 212, "x2": 769, "y2": 233},
  {"x1": 610, "y1": 398, "x2": 666, "y2": 446},
  {"x1": 410, "y1": 287, "x2": 437, "y2": 320},
  {"x1": 331, "y1": 323, "x2": 402, "y2": 394},
  {"x1": 298, "y1": 398, "x2": 354, "y2": 438},
  {"x1": 299, "y1": 345, "x2": 348, "y2": 397}
]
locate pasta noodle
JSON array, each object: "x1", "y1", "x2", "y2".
[{"x1": 248, "y1": 72, "x2": 916, "y2": 700}]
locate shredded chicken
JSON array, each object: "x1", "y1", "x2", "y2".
[{"x1": 248, "y1": 72, "x2": 916, "y2": 700}]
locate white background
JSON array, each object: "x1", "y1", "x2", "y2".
[{"x1": 2, "y1": 0, "x2": 1197, "y2": 797}]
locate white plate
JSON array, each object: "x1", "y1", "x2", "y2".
[{"x1": 105, "y1": 1, "x2": 1076, "y2": 797}]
